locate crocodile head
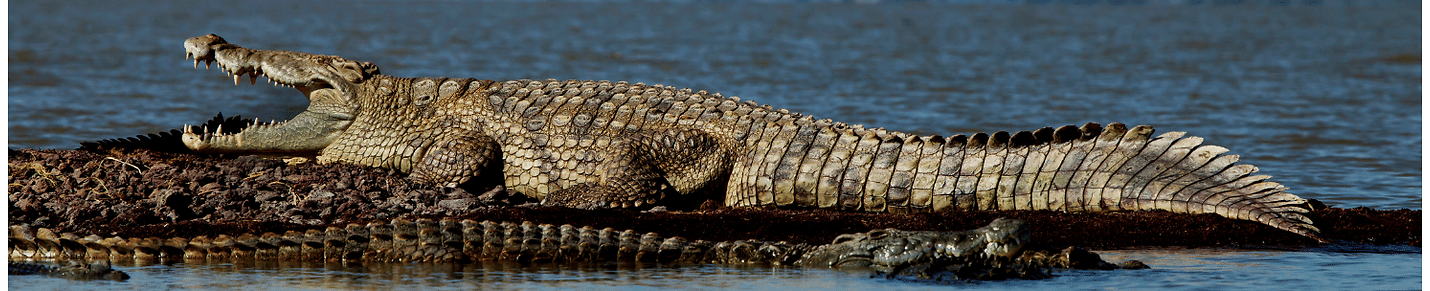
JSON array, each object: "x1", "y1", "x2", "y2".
[
  {"x1": 179, "y1": 34, "x2": 380, "y2": 154},
  {"x1": 802, "y1": 218, "x2": 1031, "y2": 270}
]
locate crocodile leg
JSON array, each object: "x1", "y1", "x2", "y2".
[
  {"x1": 408, "y1": 131, "x2": 501, "y2": 186},
  {"x1": 540, "y1": 128, "x2": 731, "y2": 209},
  {"x1": 537, "y1": 138, "x2": 673, "y2": 209}
]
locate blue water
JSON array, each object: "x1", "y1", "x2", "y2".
[{"x1": 7, "y1": 0, "x2": 1421, "y2": 289}]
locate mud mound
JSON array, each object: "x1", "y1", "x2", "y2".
[{"x1": 8, "y1": 148, "x2": 1419, "y2": 249}]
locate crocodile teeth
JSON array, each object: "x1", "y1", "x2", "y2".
[
  {"x1": 193, "y1": 59, "x2": 199, "y2": 69},
  {"x1": 249, "y1": 74, "x2": 256, "y2": 86},
  {"x1": 233, "y1": 74, "x2": 241, "y2": 86}
]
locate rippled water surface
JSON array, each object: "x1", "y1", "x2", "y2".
[{"x1": 7, "y1": 0, "x2": 1421, "y2": 290}]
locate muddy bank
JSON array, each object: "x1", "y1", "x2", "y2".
[{"x1": 8, "y1": 148, "x2": 1419, "y2": 249}]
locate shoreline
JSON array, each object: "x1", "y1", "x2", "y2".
[{"x1": 9, "y1": 148, "x2": 1419, "y2": 250}]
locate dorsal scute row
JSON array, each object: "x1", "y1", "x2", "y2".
[
  {"x1": 808, "y1": 121, "x2": 1120, "y2": 155},
  {"x1": 481, "y1": 79, "x2": 823, "y2": 136},
  {"x1": 476, "y1": 81, "x2": 1149, "y2": 156}
]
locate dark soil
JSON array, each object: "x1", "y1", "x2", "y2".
[{"x1": 8, "y1": 148, "x2": 1420, "y2": 250}]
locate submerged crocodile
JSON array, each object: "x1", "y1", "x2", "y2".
[
  {"x1": 8, "y1": 261, "x2": 130, "y2": 281},
  {"x1": 99, "y1": 34, "x2": 1321, "y2": 241},
  {"x1": 9, "y1": 218, "x2": 1139, "y2": 282}
]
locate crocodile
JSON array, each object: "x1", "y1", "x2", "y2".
[
  {"x1": 114, "y1": 34, "x2": 1321, "y2": 241},
  {"x1": 8, "y1": 261, "x2": 130, "y2": 281},
  {"x1": 9, "y1": 218, "x2": 1138, "y2": 282}
]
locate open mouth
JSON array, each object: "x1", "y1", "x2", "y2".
[
  {"x1": 176, "y1": 34, "x2": 364, "y2": 154},
  {"x1": 180, "y1": 52, "x2": 328, "y2": 148}
]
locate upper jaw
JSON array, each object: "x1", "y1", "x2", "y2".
[
  {"x1": 182, "y1": 34, "x2": 380, "y2": 97},
  {"x1": 179, "y1": 34, "x2": 378, "y2": 154}
]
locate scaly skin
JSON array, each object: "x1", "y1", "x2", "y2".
[
  {"x1": 173, "y1": 34, "x2": 1322, "y2": 242},
  {"x1": 9, "y1": 218, "x2": 1123, "y2": 281},
  {"x1": 8, "y1": 261, "x2": 130, "y2": 281}
]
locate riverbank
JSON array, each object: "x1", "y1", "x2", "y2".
[{"x1": 9, "y1": 148, "x2": 1417, "y2": 250}]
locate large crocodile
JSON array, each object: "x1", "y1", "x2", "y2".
[
  {"x1": 109, "y1": 34, "x2": 1321, "y2": 241},
  {"x1": 9, "y1": 218, "x2": 1138, "y2": 282}
]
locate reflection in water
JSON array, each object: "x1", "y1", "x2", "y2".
[
  {"x1": 11, "y1": 259, "x2": 876, "y2": 290},
  {"x1": 10, "y1": 249, "x2": 1421, "y2": 290}
]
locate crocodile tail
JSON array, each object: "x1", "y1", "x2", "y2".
[
  {"x1": 990, "y1": 123, "x2": 1321, "y2": 241},
  {"x1": 1065, "y1": 123, "x2": 1322, "y2": 241},
  {"x1": 730, "y1": 121, "x2": 1321, "y2": 241}
]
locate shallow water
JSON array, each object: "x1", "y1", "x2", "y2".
[
  {"x1": 7, "y1": 249, "x2": 1424, "y2": 290},
  {"x1": 7, "y1": 0, "x2": 1422, "y2": 289}
]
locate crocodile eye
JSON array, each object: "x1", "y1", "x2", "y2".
[
  {"x1": 867, "y1": 229, "x2": 889, "y2": 240},
  {"x1": 332, "y1": 60, "x2": 373, "y2": 82}
]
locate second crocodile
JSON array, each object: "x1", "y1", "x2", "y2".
[{"x1": 10, "y1": 218, "x2": 1139, "y2": 282}]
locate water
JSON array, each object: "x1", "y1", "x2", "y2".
[
  {"x1": 8, "y1": 249, "x2": 1424, "y2": 290},
  {"x1": 7, "y1": 0, "x2": 1421, "y2": 289}
]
